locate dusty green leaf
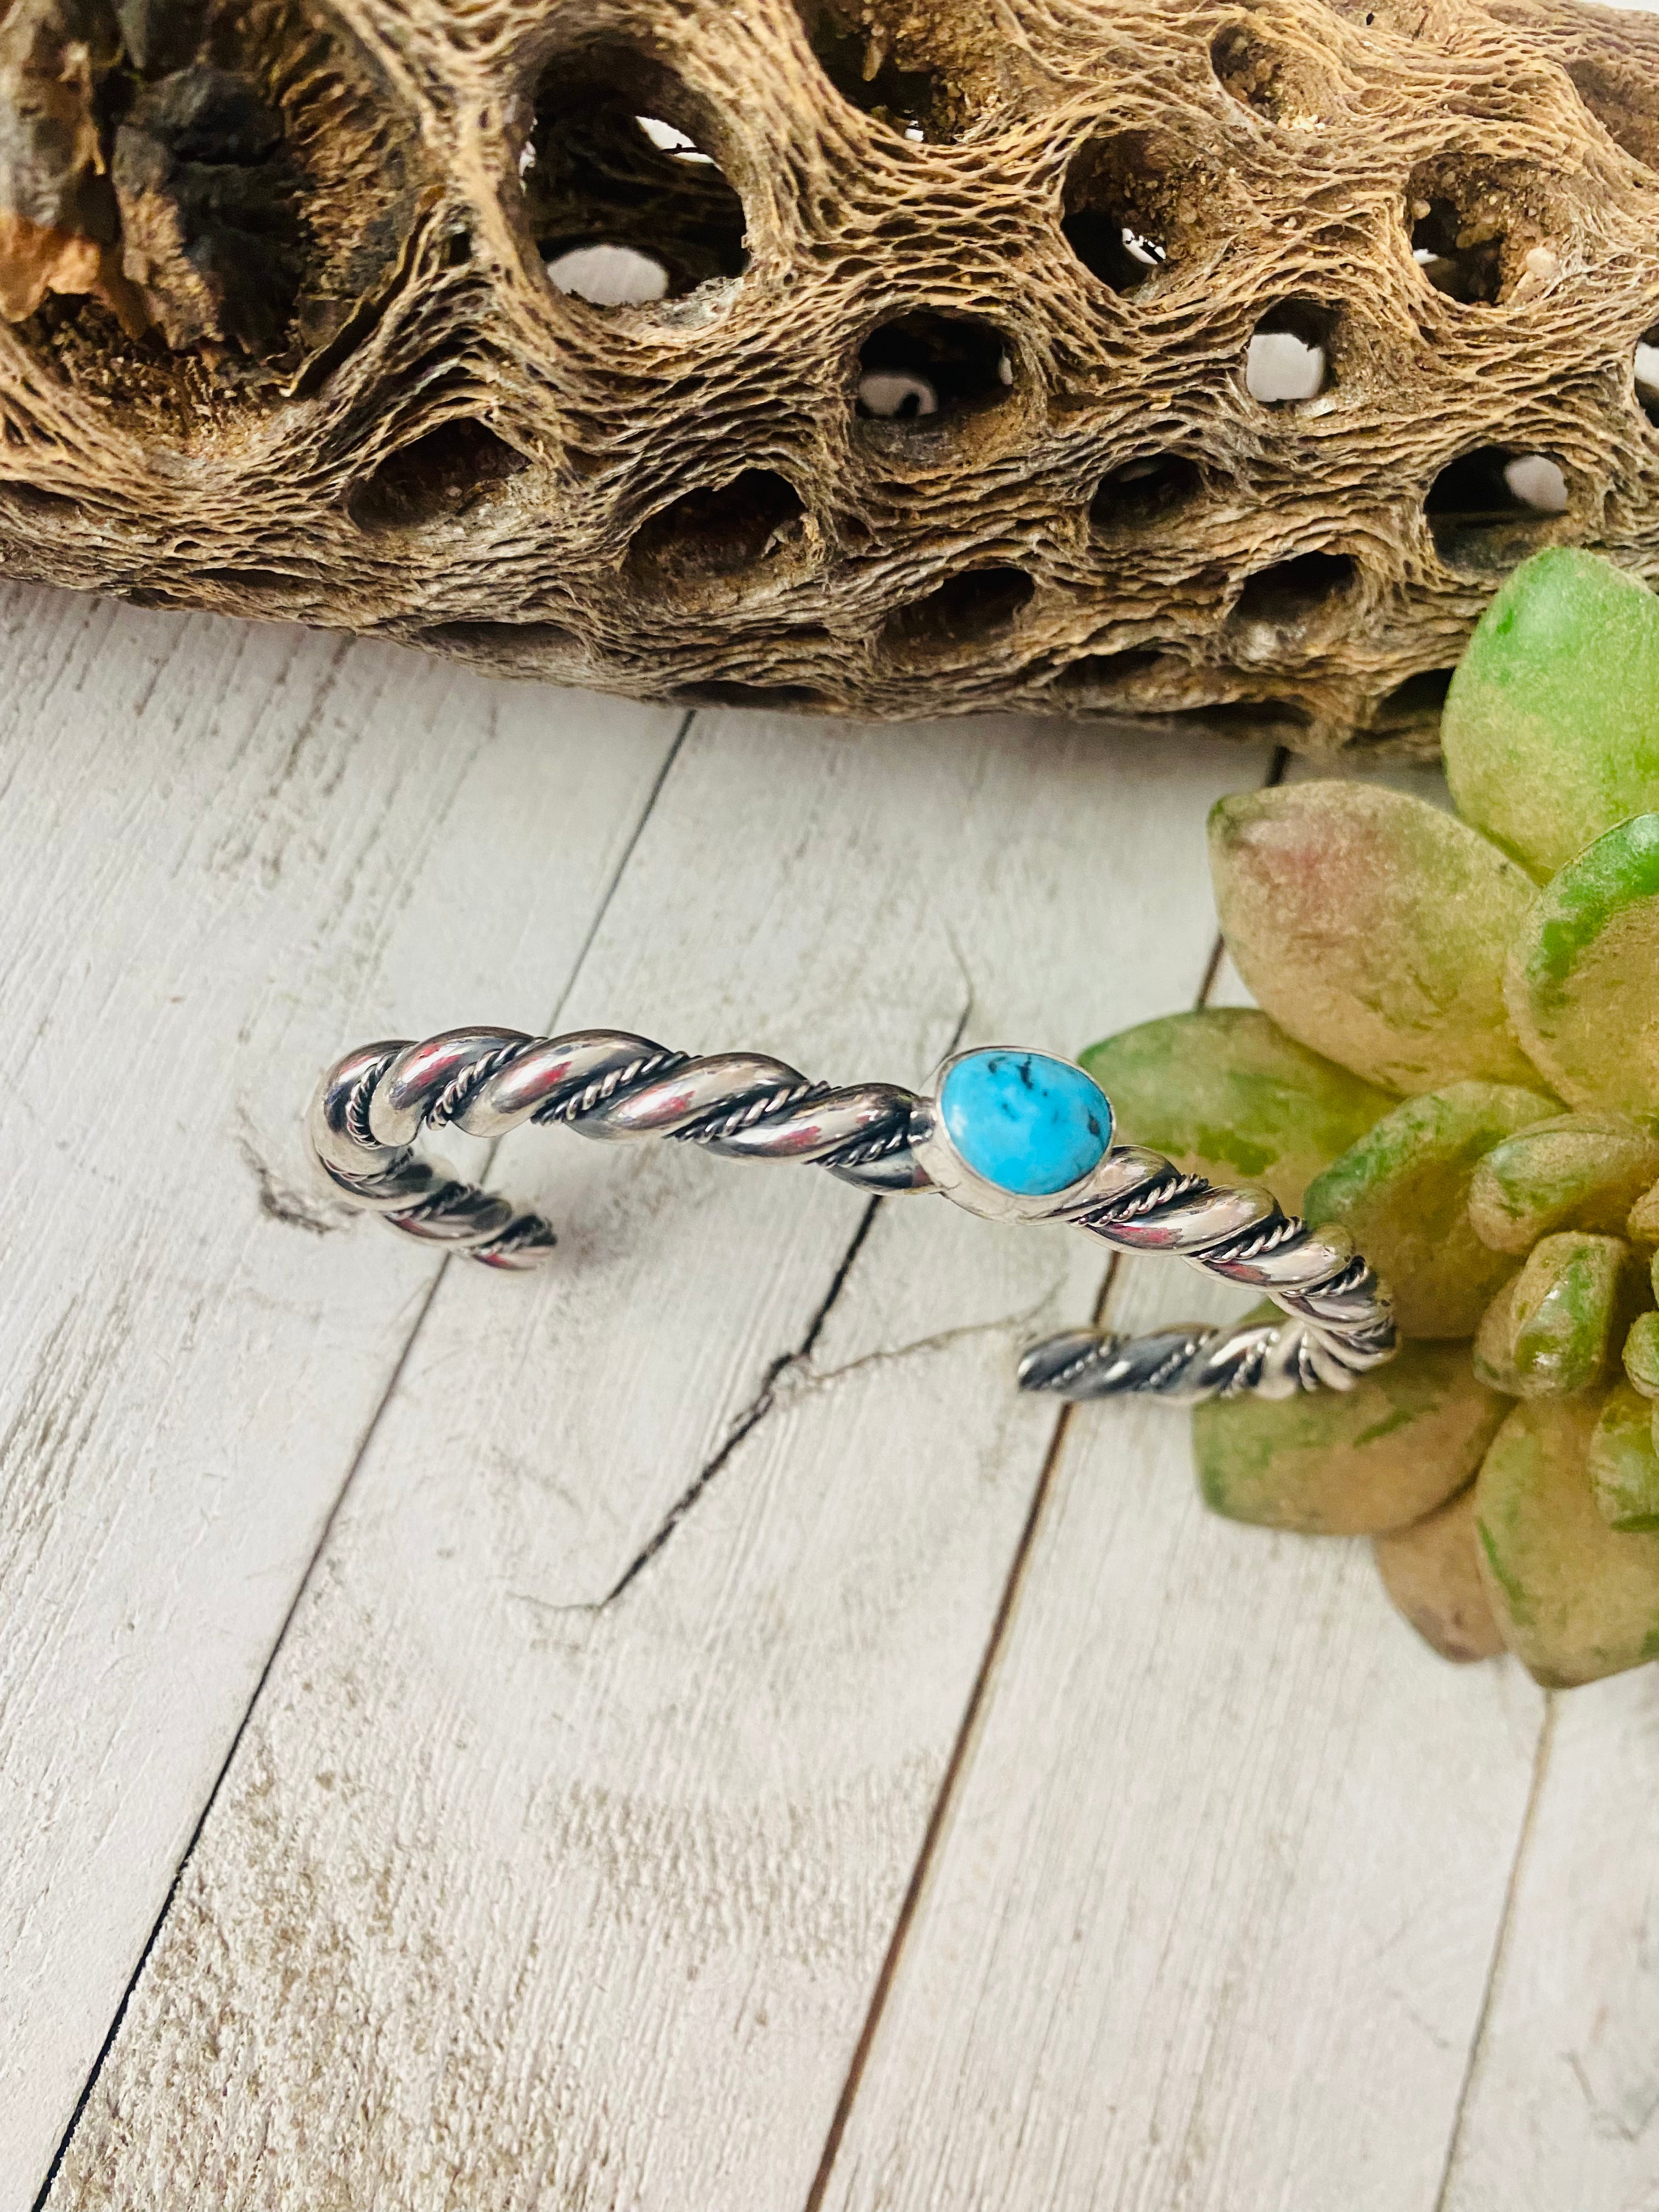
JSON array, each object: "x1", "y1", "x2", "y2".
[
  {"x1": 1476, "y1": 1391, "x2": 1659, "y2": 1685},
  {"x1": 1589, "y1": 1381, "x2": 1659, "y2": 1533},
  {"x1": 1194, "y1": 1314, "x2": 1509, "y2": 1534},
  {"x1": 1623, "y1": 1309, "x2": 1659, "y2": 1400},
  {"x1": 1509, "y1": 1231, "x2": 1646, "y2": 1398},
  {"x1": 1442, "y1": 549, "x2": 1659, "y2": 882},
  {"x1": 1302, "y1": 1080, "x2": 1559, "y2": 1338},
  {"x1": 1472, "y1": 1271, "x2": 1525, "y2": 1396},
  {"x1": 1506, "y1": 812, "x2": 1659, "y2": 1115},
  {"x1": 1208, "y1": 781, "x2": 1539, "y2": 1095},
  {"x1": 1467, "y1": 1110, "x2": 1659, "y2": 1254},
  {"x1": 1373, "y1": 1484, "x2": 1506, "y2": 1663},
  {"x1": 1078, "y1": 1008, "x2": 1390, "y2": 1214},
  {"x1": 1628, "y1": 1178, "x2": 1659, "y2": 1245}
]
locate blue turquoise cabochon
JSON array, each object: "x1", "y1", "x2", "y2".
[{"x1": 938, "y1": 1049, "x2": 1113, "y2": 1197}]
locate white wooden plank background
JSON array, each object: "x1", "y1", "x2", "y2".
[
  {"x1": 0, "y1": 590, "x2": 682, "y2": 2188},
  {"x1": 0, "y1": 578, "x2": 1654, "y2": 2212}
]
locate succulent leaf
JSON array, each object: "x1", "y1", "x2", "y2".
[
  {"x1": 1208, "y1": 782, "x2": 1539, "y2": 1096},
  {"x1": 1441, "y1": 550, "x2": 1659, "y2": 882},
  {"x1": 1077, "y1": 1008, "x2": 1391, "y2": 1212},
  {"x1": 1302, "y1": 1080, "x2": 1560, "y2": 1338},
  {"x1": 1475, "y1": 1392, "x2": 1659, "y2": 1685},
  {"x1": 1588, "y1": 1383, "x2": 1659, "y2": 1533},
  {"x1": 1373, "y1": 1484, "x2": 1506, "y2": 1663},
  {"x1": 1508, "y1": 1232, "x2": 1646, "y2": 1398},
  {"x1": 1623, "y1": 1309, "x2": 1659, "y2": 1400},
  {"x1": 1466, "y1": 1110, "x2": 1659, "y2": 1254},
  {"x1": 1472, "y1": 1271, "x2": 1525, "y2": 1396},
  {"x1": 1628, "y1": 1180, "x2": 1659, "y2": 1246},
  {"x1": 1505, "y1": 811, "x2": 1659, "y2": 1114},
  {"x1": 1194, "y1": 1316, "x2": 1509, "y2": 1534}
]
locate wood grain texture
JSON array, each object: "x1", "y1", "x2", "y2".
[
  {"x1": 1441, "y1": 1669, "x2": 1659, "y2": 2212},
  {"x1": 41, "y1": 712, "x2": 1268, "y2": 2209},
  {"x1": 815, "y1": 1255, "x2": 1550, "y2": 2212},
  {"x1": 0, "y1": 585, "x2": 681, "y2": 2192}
]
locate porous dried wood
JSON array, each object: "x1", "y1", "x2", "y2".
[{"x1": 0, "y1": 0, "x2": 1655, "y2": 752}]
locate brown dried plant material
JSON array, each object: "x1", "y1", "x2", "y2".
[{"x1": 0, "y1": 0, "x2": 1653, "y2": 741}]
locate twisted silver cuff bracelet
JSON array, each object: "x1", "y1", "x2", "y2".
[{"x1": 308, "y1": 1028, "x2": 1396, "y2": 1406}]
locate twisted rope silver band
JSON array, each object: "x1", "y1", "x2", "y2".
[{"x1": 309, "y1": 1026, "x2": 1396, "y2": 1406}]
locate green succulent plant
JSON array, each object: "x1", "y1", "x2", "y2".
[{"x1": 1083, "y1": 548, "x2": 1659, "y2": 1689}]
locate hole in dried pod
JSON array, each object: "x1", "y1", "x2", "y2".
[
  {"x1": 1567, "y1": 58, "x2": 1659, "y2": 173},
  {"x1": 634, "y1": 116, "x2": 715, "y2": 165},
  {"x1": 1232, "y1": 549, "x2": 1358, "y2": 635},
  {"x1": 0, "y1": 478, "x2": 81, "y2": 517},
  {"x1": 1183, "y1": 698, "x2": 1313, "y2": 737},
  {"x1": 1089, "y1": 452, "x2": 1203, "y2": 533},
  {"x1": 1054, "y1": 647, "x2": 1167, "y2": 692},
  {"x1": 0, "y1": 0, "x2": 426, "y2": 410},
  {"x1": 1637, "y1": 330, "x2": 1659, "y2": 427},
  {"x1": 626, "y1": 470, "x2": 806, "y2": 589},
  {"x1": 1406, "y1": 161, "x2": 1545, "y2": 306},
  {"x1": 1368, "y1": 666, "x2": 1455, "y2": 739},
  {"x1": 1246, "y1": 301, "x2": 1334, "y2": 404},
  {"x1": 673, "y1": 680, "x2": 828, "y2": 709},
  {"x1": 794, "y1": 1, "x2": 978, "y2": 142},
  {"x1": 856, "y1": 314, "x2": 1013, "y2": 433},
  {"x1": 420, "y1": 619, "x2": 578, "y2": 655},
  {"x1": 545, "y1": 244, "x2": 670, "y2": 306},
  {"x1": 1210, "y1": 23, "x2": 1327, "y2": 124},
  {"x1": 349, "y1": 419, "x2": 530, "y2": 532},
  {"x1": 1426, "y1": 446, "x2": 1571, "y2": 568},
  {"x1": 882, "y1": 566, "x2": 1035, "y2": 659},
  {"x1": 522, "y1": 44, "x2": 747, "y2": 303},
  {"x1": 1503, "y1": 454, "x2": 1568, "y2": 511},
  {"x1": 1211, "y1": 24, "x2": 1275, "y2": 112},
  {"x1": 1063, "y1": 132, "x2": 1198, "y2": 294},
  {"x1": 196, "y1": 565, "x2": 309, "y2": 595}
]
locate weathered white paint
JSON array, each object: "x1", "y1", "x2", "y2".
[
  {"x1": 815, "y1": 1257, "x2": 1549, "y2": 2212},
  {"x1": 10, "y1": 581, "x2": 1657, "y2": 2212},
  {"x1": 1441, "y1": 1668, "x2": 1659, "y2": 2212},
  {"x1": 41, "y1": 708, "x2": 1267, "y2": 2208},
  {"x1": 0, "y1": 584, "x2": 682, "y2": 2191}
]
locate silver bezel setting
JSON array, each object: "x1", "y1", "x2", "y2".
[{"x1": 909, "y1": 1046, "x2": 1119, "y2": 1226}]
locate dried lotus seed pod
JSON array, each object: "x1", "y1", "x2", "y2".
[{"x1": 0, "y1": 0, "x2": 1652, "y2": 732}]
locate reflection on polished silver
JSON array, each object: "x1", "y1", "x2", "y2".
[{"x1": 308, "y1": 1029, "x2": 1396, "y2": 1406}]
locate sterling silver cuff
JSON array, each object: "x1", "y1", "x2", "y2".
[{"x1": 308, "y1": 1028, "x2": 1396, "y2": 1407}]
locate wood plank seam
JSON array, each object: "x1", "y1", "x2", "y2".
[
  {"x1": 27, "y1": 702, "x2": 699, "y2": 2212},
  {"x1": 802, "y1": 746, "x2": 1292, "y2": 2210},
  {"x1": 29, "y1": 709, "x2": 1283, "y2": 2206},
  {"x1": 802, "y1": 917, "x2": 1263, "y2": 2206},
  {"x1": 27, "y1": 1262, "x2": 452, "y2": 2212},
  {"x1": 1429, "y1": 1695, "x2": 1561, "y2": 2212},
  {"x1": 801, "y1": 1255, "x2": 1120, "y2": 2212}
]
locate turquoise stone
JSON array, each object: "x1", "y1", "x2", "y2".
[{"x1": 939, "y1": 1049, "x2": 1113, "y2": 1196}]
